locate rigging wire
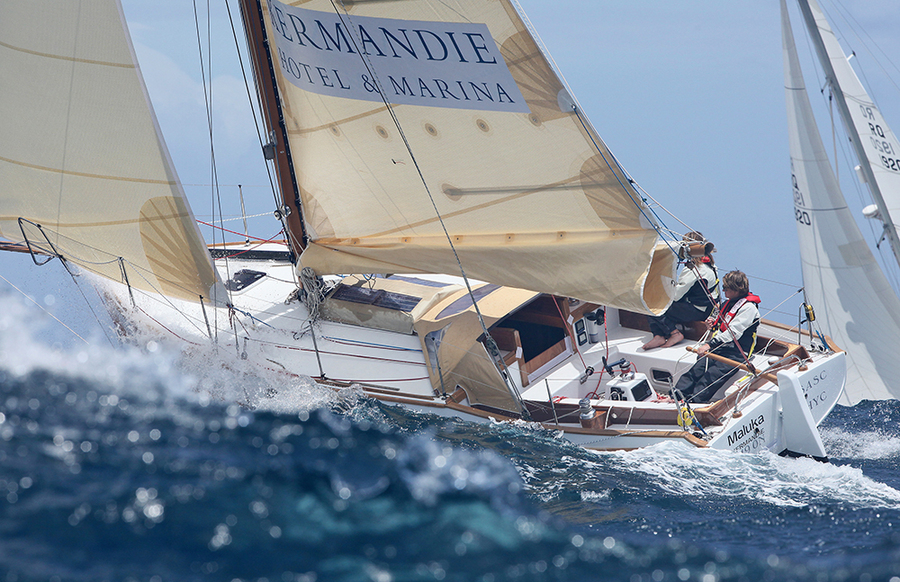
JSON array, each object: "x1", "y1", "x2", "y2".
[
  {"x1": 223, "y1": 0, "x2": 293, "y2": 246},
  {"x1": 195, "y1": 210, "x2": 272, "y2": 223},
  {"x1": 15, "y1": 221, "x2": 220, "y2": 341},
  {"x1": 0, "y1": 272, "x2": 91, "y2": 346},
  {"x1": 827, "y1": 0, "x2": 900, "y2": 97},
  {"x1": 196, "y1": 220, "x2": 282, "y2": 243},
  {"x1": 191, "y1": 0, "x2": 229, "y2": 339},
  {"x1": 120, "y1": 268, "x2": 212, "y2": 338}
]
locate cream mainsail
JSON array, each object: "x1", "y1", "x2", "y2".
[
  {"x1": 260, "y1": 0, "x2": 676, "y2": 315},
  {"x1": 0, "y1": 0, "x2": 223, "y2": 304},
  {"x1": 782, "y1": 0, "x2": 900, "y2": 402}
]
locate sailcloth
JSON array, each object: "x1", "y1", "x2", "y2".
[
  {"x1": 802, "y1": 0, "x2": 900, "y2": 231},
  {"x1": 0, "y1": 0, "x2": 223, "y2": 304},
  {"x1": 259, "y1": 0, "x2": 676, "y2": 315},
  {"x1": 782, "y1": 0, "x2": 900, "y2": 402}
]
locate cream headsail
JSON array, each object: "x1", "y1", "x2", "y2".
[{"x1": 0, "y1": 0, "x2": 224, "y2": 304}]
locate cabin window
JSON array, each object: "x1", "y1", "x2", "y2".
[
  {"x1": 651, "y1": 369, "x2": 673, "y2": 387},
  {"x1": 224, "y1": 269, "x2": 266, "y2": 291}
]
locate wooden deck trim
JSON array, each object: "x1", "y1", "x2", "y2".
[
  {"x1": 441, "y1": 397, "x2": 708, "y2": 447},
  {"x1": 686, "y1": 346, "x2": 779, "y2": 384},
  {"x1": 762, "y1": 319, "x2": 843, "y2": 353}
]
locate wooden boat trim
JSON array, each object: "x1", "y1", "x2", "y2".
[
  {"x1": 686, "y1": 346, "x2": 779, "y2": 384},
  {"x1": 762, "y1": 319, "x2": 843, "y2": 353}
]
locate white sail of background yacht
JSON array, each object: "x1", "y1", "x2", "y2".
[{"x1": 782, "y1": 0, "x2": 900, "y2": 403}]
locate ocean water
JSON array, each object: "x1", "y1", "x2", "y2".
[{"x1": 2, "y1": 294, "x2": 900, "y2": 582}]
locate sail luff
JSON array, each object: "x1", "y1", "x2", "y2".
[
  {"x1": 238, "y1": 0, "x2": 307, "y2": 257},
  {"x1": 796, "y1": 0, "x2": 900, "y2": 272}
]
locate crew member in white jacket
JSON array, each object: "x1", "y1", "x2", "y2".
[{"x1": 674, "y1": 270, "x2": 760, "y2": 403}]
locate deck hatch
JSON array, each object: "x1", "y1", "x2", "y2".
[{"x1": 331, "y1": 285, "x2": 421, "y2": 312}]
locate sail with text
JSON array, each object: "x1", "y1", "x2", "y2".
[
  {"x1": 258, "y1": 0, "x2": 676, "y2": 315},
  {"x1": 801, "y1": 0, "x2": 900, "y2": 258}
]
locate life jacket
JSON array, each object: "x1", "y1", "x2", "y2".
[
  {"x1": 712, "y1": 293, "x2": 760, "y2": 355},
  {"x1": 683, "y1": 262, "x2": 719, "y2": 312}
]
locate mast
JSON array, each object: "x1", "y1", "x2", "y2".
[
  {"x1": 236, "y1": 0, "x2": 307, "y2": 257},
  {"x1": 796, "y1": 0, "x2": 900, "y2": 269}
]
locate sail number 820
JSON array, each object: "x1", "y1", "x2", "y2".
[{"x1": 882, "y1": 155, "x2": 900, "y2": 172}]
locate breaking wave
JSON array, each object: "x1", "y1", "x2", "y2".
[{"x1": 3, "y1": 289, "x2": 900, "y2": 580}]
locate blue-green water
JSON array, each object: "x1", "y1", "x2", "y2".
[{"x1": 2, "y1": 296, "x2": 899, "y2": 582}]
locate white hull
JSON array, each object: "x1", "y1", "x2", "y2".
[{"x1": 93, "y1": 243, "x2": 846, "y2": 459}]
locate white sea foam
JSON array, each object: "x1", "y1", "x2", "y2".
[
  {"x1": 820, "y1": 427, "x2": 900, "y2": 460},
  {"x1": 602, "y1": 440, "x2": 900, "y2": 509},
  {"x1": 580, "y1": 489, "x2": 611, "y2": 502},
  {"x1": 0, "y1": 290, "x2": 337, "y2": 415}
]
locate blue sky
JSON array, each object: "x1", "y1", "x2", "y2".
[{"x1": 3, "y1": 0, "x2": 899, "y2": 339}]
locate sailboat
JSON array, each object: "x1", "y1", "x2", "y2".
[
  {"x1": 782, "y1": 0, "x2": 900, "y2": 404},
  {"x1": 0, "y1": 0, "x2": 845, "y2": 456}
]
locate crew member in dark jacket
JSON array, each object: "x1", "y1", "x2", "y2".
[{"x1": 643, "y1": 232, "x2": 719, "y2": 350}]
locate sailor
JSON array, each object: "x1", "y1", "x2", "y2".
[
  {"x1": 642, "y1": 232, "x2": 719, "y2": 350},
  {"x1": 674, "y1": 270, "x2": 760, "y2": 403}
]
